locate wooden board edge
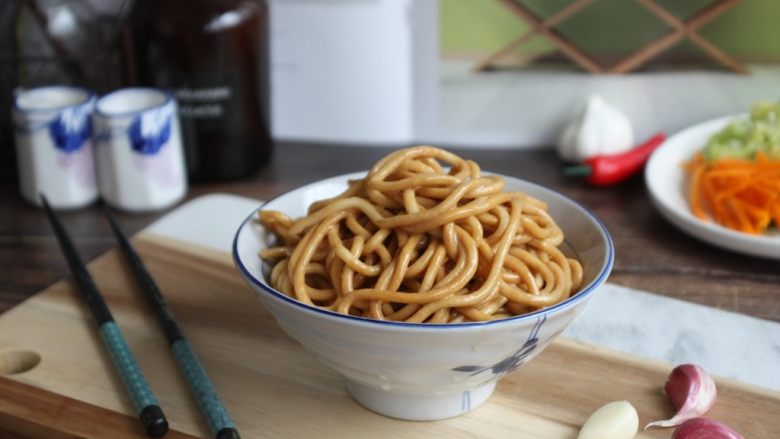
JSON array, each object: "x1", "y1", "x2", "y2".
[{"x1": 0, "y1": 377, "x2": 197, "y2": 439}]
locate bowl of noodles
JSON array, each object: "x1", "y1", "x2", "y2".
[{"x1": 233, "y1": 147, "x2": 613, "y2": 421}]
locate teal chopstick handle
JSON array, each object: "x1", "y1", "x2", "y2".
[
  {"x1": 99, "y1": 321, "x2": 159, "y2": 411},
  {"x1": 172, "y1": 339, "x2": 238, "y2": 438},
  {"x1": 99, "y1": 322, "x2": 168, "y2": 437}
]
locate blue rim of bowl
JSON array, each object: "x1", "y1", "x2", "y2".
[
  {"x1": 13, "y1": 85, "x2": 95, "y2": 113},
  {"x1": 233, "y1": 172, "x2": 614, "y2": 329},
  {"x1": 95, "y1": 87, "x2": 173, "y2": 117}
]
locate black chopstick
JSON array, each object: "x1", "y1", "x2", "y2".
[
  {"x1": 40, "y1": 195, "x2": 169, "y2": 438},
  {"x1": 105, "y1": 208, "x2": 241, "y2": 439}
]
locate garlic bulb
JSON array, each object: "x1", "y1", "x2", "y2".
[
  {"x1": 578, "y1": 400, "x2": 638, "y2": 439},
  {"x1": 646, "y1": 364, "x2": 717, "y2": 429},
  {"x1": 558, "y1": 95, "x2": 634, "y2": 162}
]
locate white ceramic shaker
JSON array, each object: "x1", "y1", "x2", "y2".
[
  {"x1": 13, "y1": 86, "x2": 99, "y2": 208},
  {"x1": 93, "y1": 88, "x2": 187, "y2": 211}
]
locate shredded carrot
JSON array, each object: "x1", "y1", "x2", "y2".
[{"x1": 685, "y1": 152, "x2": 780, "y2": 235}]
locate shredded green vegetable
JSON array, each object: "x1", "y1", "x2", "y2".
[{"x1": 703, "y1": 102, "x2": 780, "y2": 161}]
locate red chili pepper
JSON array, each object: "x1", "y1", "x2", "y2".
[{"x1": 564, "y1": 132, "x2": 667, "y2": 186}]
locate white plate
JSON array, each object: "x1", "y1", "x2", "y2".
[{"x1": 645, "y1": 115, "x2": 780, "y2": 259}]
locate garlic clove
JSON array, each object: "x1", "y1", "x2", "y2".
[
  {"x1": 557, "y1": 95, "x2": 634, "y2": 162},
  {"x1": 672, "y1": 418, "x2": 744, "y2": 439},
  {"x1": 578, "y1": 400, "x2": 638, "y2": 439},
  {"x1": 646, "y1": 364, "x2": 717, "y2": 429}
]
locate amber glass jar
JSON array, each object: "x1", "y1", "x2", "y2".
[{"x1": 123, "y1": 0, "x2": 271, "y2": 181}]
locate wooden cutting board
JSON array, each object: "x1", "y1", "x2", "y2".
[{"x1": 0, "y1": 233, "x2": 777, "y2": 439}]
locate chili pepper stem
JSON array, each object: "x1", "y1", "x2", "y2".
[{"x1": 564, "y1": 165, "x2": 592, "y2": 177}]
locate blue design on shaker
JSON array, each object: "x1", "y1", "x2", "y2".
[
  {"x1": 452, "y1": 314, "x2": 547, "y2": 379},
  {"x1": 48, "y1": 101, "x2": 93, "y2": 153},
  {"x1": 128, "y1": 103, "x2": 172, "y2": 155}
]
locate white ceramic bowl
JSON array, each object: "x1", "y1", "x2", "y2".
[{"x1": 233, "y1": 172, "x2": 614, "y2": 421}]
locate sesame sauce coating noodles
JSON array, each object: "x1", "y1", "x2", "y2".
[{"x1": 259, "y1": 146, "x2": 583, "y2": 324}]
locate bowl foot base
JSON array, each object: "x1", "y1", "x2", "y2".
[{"x1": 346, "y1": 381, "x2": 496, "y2": 421}]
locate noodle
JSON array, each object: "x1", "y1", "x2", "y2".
[{"x1": 259, "y1": 146, "x2": 583, "y2": 323}]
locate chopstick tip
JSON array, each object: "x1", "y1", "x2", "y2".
[
  {"x1": 217, "y1": 427, "x2": 242, "y2": 439},
  {"x1": 140, "y1": 405, "x2": 169, "y2": 438}
]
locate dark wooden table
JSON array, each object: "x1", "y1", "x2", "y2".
[{"x1": 2, "y1": 142, "x2": 779, "y2": 325}]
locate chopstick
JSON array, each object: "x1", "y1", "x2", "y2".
[
  {"x1": 105, "y1": 208, "x2": 241, "y2": 439},
  {"x1": 40, "y1": 195, "x2": 169, "y2": 438}
]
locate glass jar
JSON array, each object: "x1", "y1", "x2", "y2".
[{"x1": 122, "y1": 0, "x2": 272, "y2": 181}]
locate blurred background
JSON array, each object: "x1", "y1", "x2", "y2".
[
  {"x1": 437, "y1": 0, "x2": 780, "y2": 146},
  {"x1": 1, "y1": 0, "x2": 779, "y2": 180}
]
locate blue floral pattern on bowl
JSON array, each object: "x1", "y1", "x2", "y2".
[
  {"x1": 128, "y1": 104, "x2": 173, "y2": 155},
  {"x1": 452, "y1": 314, "x2": 547, "y2": 380},
  {"x1": 48, "y1": 102, "x2": 93, "y2": 154}
]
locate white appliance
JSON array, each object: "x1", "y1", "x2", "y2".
[{"x1": 269, "y1": 0, "x2": 439, "y2": 144}]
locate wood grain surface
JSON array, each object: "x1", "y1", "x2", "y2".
[
  {"x1": 0, "y1": 379, "x2": 197, "y2": 439},
  {"x1": 2, "y1": 143, "x2": 778, "y2": 324},
  {"x1": 0, "y1": 236, "x2": 777, "y2": 438}
]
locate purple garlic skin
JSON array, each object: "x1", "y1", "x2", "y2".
[
  {"x1": 672, "y1": 418, "x2": 744, "y2": 439},
  {"x1": 646, "y1": 364, "x2": 717, "y2": 429}
]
